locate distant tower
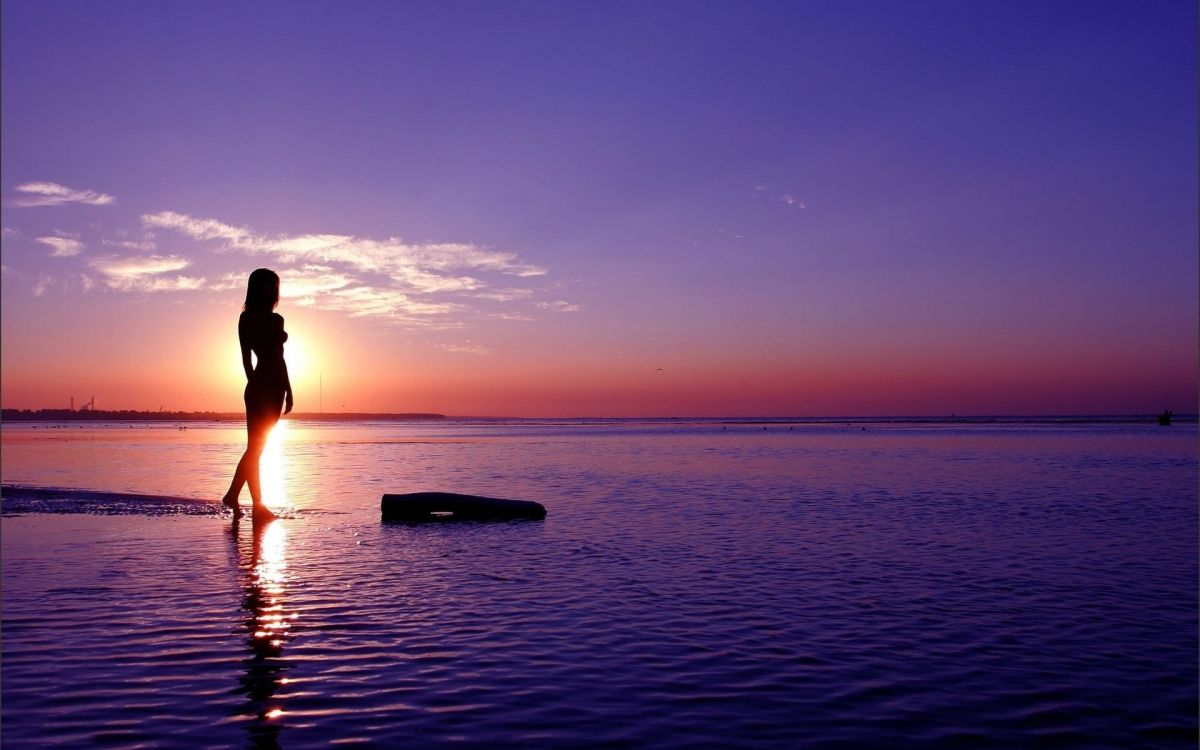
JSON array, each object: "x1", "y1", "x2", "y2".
[{"x1": 70, "y1": 396, "x2": 74, "y2": 411}]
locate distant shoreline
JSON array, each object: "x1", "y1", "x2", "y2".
[
  {"x1": 0, "y1": 409, "x2": 1193, "y2": 425},
  {"x1": 0, "y1": 409, "x2": 446, "y2": 422}
]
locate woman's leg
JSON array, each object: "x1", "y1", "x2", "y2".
[
  {"x1": 224, "y1": 399, "x2": 268, "y2": 513},
  {"x1": 223, "y1": 450, "x2": 251, "y2": 511},
  {"x1": 249, "y1": 404, "x2": 281, "y2": 521},
  {"x1": 245, "y1": 434, "x2": 266, "y2": 505}
]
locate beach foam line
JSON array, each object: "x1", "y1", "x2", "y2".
[{"x1": 1, "y1": 484, "x2": 227, "y2": 517}]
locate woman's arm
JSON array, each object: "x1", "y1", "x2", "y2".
[
  {"x1": 237, "y1": 314, "x2": 254, "y2": 380},
  {"x1": 282, "y1": 359, "x2": 294, "y2": 414},
  {"x1": 279, "y1": 315, "x2": 294, "y2": 414}
]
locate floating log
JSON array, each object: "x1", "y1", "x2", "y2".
[{"x1": 381, "y1": 492, "x2": 547, "y2": 522}]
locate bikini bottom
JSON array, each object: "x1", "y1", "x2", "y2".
[{"x1": 244, "y1": 382, "x2": 284, "y2": 434}]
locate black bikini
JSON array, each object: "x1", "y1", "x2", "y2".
[{"x1": 242, "y1": 312, "x2": 288, "y2": 428}]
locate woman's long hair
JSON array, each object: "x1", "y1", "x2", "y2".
[{"x1": 243, "y1": 269, "x2": 280, "y2": 312}]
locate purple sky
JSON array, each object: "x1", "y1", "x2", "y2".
[{"x1": 2, "y1": 1, "x2": 1196, "y2": 416}]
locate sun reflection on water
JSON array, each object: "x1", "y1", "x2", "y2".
[
  {"x1": 236, "y1": 519, "x2": 296, "y2": 743},
  {"x1": 261, "y1": 420, "x2": 290, "y2": 512},
  {"x1": 254, "y1": 522, "x2": 290, "y2": 622}
]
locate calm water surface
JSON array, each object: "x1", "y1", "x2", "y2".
[{"x1": 2, "y1": 420, "x2": 1196, "y2": 748}]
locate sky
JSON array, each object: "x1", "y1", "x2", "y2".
[{"x1": 1, "y1": 1, "x2": 1196, "y2": 417}]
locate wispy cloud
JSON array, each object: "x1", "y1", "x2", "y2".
[
  {"x1": 142, "y1": 211, "x2": 546, "y2": 293},
  {"x1": 474, "y1": 288, "x2": 535, "y2": 302},
  {"x1": 536, "y1": 300, "x2": 581, "y2": 313},
  {"x1": 276, "y1": 265, "x2": 356, "y2": 300},
  {"x1": 491, "y1": 311, "x2": 534, "y2": 322},
  {"x1": 88, "y1": 254, "x2": 203, "y2": 292},
  {"x1": 211, "y1": 265, "x2": 356, "y2": 304},
  {"x1": 102, "y1": 238, "x2": 157, "y2": 251},
  {"x1": 437, "y1": 342, "x2": 490, "y2": 355},
  {"x1": 208, "y1": 268, "x2": 461, "y2": 321},
  {"x1": 19, "y1": 206, "x2": 567, "y2": 321},
  {"x1": 90, "y1": 254, "x2": 189, "y2": 277},
  {"x1": 12, "y1": 182, "x2": 115, "y2": 207},
  {"x1": 136, "y1": 276, "x2": 206, "y2": 292},
  {"x1": 323, "y1": 286, "x2": 462, "y2": 319},
  {"x1": 36, "y1": 236, "x2": 84, "y2": 257},
  {"x1": 780, "y1": 194, "x2": 807, "y2": 209},
  {"x1": 142, "y1": 211, "x2": 248, "y2": 245},
  {"x1": 32, "y1": 275, "x2": 53, "y2": 297},
  {"x1": 141, "y1": 210, "x2": 560, "y2": 322}
]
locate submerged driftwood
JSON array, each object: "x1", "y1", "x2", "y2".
[{"x1": 381, "y1": 492, "x2": 547, "y2": 522}]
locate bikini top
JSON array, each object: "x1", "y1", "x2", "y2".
[{"x1": 240, "y1": 311, "x2": 288, "y2": 374}]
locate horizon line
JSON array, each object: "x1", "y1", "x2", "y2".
[{"x1": 0, "y1": 407, "x2": 1194, "y2": 424}]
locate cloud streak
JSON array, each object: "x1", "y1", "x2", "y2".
[
  {"x1": 140, "y1": 210, "x2": 567, "y2": 322},
  {"x1": 437, "y1": 342, "x2": 490, "y2": 355},
  {"x1": 142, "y1": 211, "x2": 546, "y2": 290},
  {"x1": 102, "y1": 238, "x2": 157, "y2": 251},
  {"x1": 13, "y1": 182, "x2": 115, "y2": 207},
  {"x1": 11, "y1": 204, "x2": 578, "y2": 323},
  {"x1": 88, "y1": 254, "x2": 204, "y2": 292},
  {"x1": 322, "y1": 286, "x2": 462, "y2": 319},
  {"x1": 32, "y1": 275, "x2": 53, "y2": 297},
  {"x1": 36, "y1": 236, "x2": 84, "y2": 257}
]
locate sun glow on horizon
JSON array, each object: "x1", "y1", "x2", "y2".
[{"x1": 284, "y1": 336, "x2": 310, "y2": 385}]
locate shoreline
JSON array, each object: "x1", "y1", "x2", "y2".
[
  {"x1": 0, "y1": 413, "x2": 1194, "y2": 426},
  {"x1": 0, "y1": 409, "x2": 446, "y2": 422}
]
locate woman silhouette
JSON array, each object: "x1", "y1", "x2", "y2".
[{"x1": 222, "y1": 268, "x2": 294, "y2": 522}]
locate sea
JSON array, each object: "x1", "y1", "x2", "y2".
[{"x1": 1, "y1": 418, "x2": 1196, "y2": 748}]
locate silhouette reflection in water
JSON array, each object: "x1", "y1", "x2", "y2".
[{"x1": 232, "y1": 519, "x2": 296, "y2": 749}]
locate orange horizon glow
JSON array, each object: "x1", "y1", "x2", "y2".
[
  {"x1": 4, "y1": 263, "x2": 1195, "y2": 418},
  {"x1": 2, "y1": 326, "x2": 1195, "y2": 418}
]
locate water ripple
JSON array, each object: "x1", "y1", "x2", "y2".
[{"x1": 2, "y1": 422, "x2": 1196, "y2": 747}]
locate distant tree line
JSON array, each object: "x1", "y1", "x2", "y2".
[{"x1": 0, "y1": 409, "x2": 445, "y2": 422}]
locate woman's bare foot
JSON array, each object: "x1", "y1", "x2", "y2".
[
  {"x1": 222, "y1": 494, "x2": 244, "y2": 518},
  {"x1": 252, "y1": 504, "x2": 277, "y2": 523}
]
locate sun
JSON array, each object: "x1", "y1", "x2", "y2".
[
  {"x1": 206, "y1": 319, "x2": 321, "y2": 411},
  {"x1": 285, "y1": 336, "x2": 308, "y2": 382}
]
